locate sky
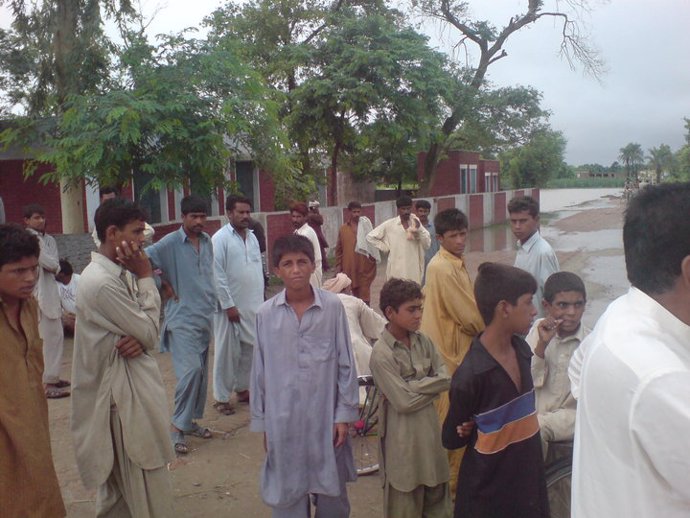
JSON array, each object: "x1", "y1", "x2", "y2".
[{"x1": 2, "y1": 0, "x2": 689, "y2": 165}]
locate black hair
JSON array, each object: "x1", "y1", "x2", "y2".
[
  {"x1": 507, "y1": 195, "x2": 539, "y2": 218},
  {"x1": 543, "y1": 271, "x2": 586, "y2": 303},
  {"x1": 58, "y1": 258, "x2": 74, "y2": 276},
  {"x1": 226, "y1": 194, "x2": 253, "y2": 212},
  {"x1": 94, "y1": 198, "x2": 148, "y2": 243},
  {"x1": 272, "y1": 234, "x2": 314, "y2": 268},
  {"x1": 181, "y1": 195, "x2": 209, "y2": 215},
  {"x1": 474, "y1": 262, "x2": 537, "y2": 326},
  {"x1": 434, "y1": 208, "x2": 468, "y2": 236},
  {"x1": 0, "y1": 224, "x2": 40, "y2": 269},
  {"x1": 98, "y1": 186, "x2": 120, "y2": 199},
  {"x1": 624, "y1": 182, "x2": 690, "y2": 294},
  {"x1": 396, "y1": 195, "x2": 413, "y2": 208},
  {"x1": 22, "y1": 203, "x2": 45, "y2": 219},
  {"x1": 414, "y1": 199, "x2": 431, "y2": 210},
  {"x1": 289, "y1": 202, "x2": 309, "y2": 216},
  {"x1": 347, "y1": 201, "x2": 362, "y2": 211},
  {"x1": 379, "y1": 278, "x2": 423, "y2": 316}
]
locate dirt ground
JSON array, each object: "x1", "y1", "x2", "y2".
[{"x1": 49, "y1": 196, "x2": 626, "y2": 517}]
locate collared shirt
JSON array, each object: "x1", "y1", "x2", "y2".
[
  {"x1": 295, "y1": 222, "x2": 323, "y2": 288},
  {"x1": 27, "y1": 228, "x2": 62, "y2": 319},
  {"x1": 569, "y1": 287, "x2": 690, "y2": 518},
  {"x1": 146, "y1": 227, "x2": 216, "y2": 349},
  {"x1": 1, "y1": 296, "x2": 65, "y2": 517},
  {"x1": 71, "y1": 252, "x2": 173, "y2": 489},
  {"x1": 525, "y1": 319, "x2": 589, "y2": 442},
  {"x1": 366, "y1": 216, "x2": 431, "y2": 284},
  {"x1": 514, "y1": 231, "x2": 559, "y2": 317},
  {"x1": 58, "y1": 273, "x2": 80, "y2": 314},
  {"x1": 212, "y1": 223, "x2": 264, "y2": 344},
  {"x1": 250, "y1": 288, "x2": 358, "y2": 507},
  {"x1": 370, "y1": 328, "x2": 450, "y2": 491}
]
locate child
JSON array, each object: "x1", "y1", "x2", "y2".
[
  {"x1": 525, "y1": 271, "x2": 589, "y2": 459},
  {"x1": 370, "y1": 278, "x2": 452, "y2": 518},
  {"x1": 250, "y1": 234, "x2": 359, "y2": 518},
  {"x1": 443, "y1": 262, "x2": 548, "y2": 518}
]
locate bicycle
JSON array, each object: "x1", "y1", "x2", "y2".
[
  {"x1": 544, "y1": 441, "x2": 573, "y2": 518},
  {"x1": 350, "y1": 375, "x2": 379, "y2": 475}
]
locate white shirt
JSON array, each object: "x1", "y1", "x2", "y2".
[
  {"x1": 569, "y1": 287, "x2": 690, "y2": 518},
  {"x1": 58, "y1": 273, "x2": 80, "y2": 314},
  {"x1": 514, "y1": 231, "x2": 559, "y2": 317},
  {"x1": 295, "y1": 222, "x2": 322, "y2": 288}
]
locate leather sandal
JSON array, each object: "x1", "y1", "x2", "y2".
[
  {"x1": 213, "y1": 401, "x2": 235, "y2": 416},
  {"x1": 170, "y1": 430, "x2": 188, "y2": 455}
]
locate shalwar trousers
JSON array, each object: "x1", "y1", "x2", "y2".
[{"x1": 38, "y1": 314, "x2": 64, "y2": 384}]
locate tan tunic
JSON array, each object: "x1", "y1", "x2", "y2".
[
  {"x1": 0, "y1": 297, "x2": 65, "y2": 517},
  {"x1": 420, "y1": 248, "x2": 484, "y2": 493},
  {"x1": 366, "y1": 216, "x2": 430, "y2": 284},
  {"x1": 335, "y1": 223, "x2": 377, "y2": 302}
]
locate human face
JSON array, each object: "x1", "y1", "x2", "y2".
[
  {"x1": 24, "y1": 213, "x2": 46, "y2": 233},
  {"x1": 182, "y1": 211, "x2": 207, "y2": 236},
  {"x1": 509, "y1": 210, "x2": 539, "y2": 243},
  {"x1": 544, "y1": 291, "x2": 585, "y2": 337},
  {"x1": 505, "y1": 293, "x2": 537, "y2": 335},
  {"x1": 274, "y1": 251, "x2": 315, "y2": 291},
  {"x1": 109, "y1": 219, "x2": 147, "y2": 248},
  {"x1": 438, "y1": 229, "x2": 468, "y2": 258},
  {"x1": 349, "y1": 208, "x2": 361, "y2": 223},
  {"x1": 291, "y1": 211, "x2": 306, "y2": 229},
  {"x1": 0, "y1": 256, "x2": 39, "y2": 303},
  {"x1": 55, "y1": 271, "x2": 72, "y2": 285},
  {"x1": 397, "y1": 205, "x2": 412, "y2": 221},
  {"x1": 229, "y1": 202, "x2": 251, "y2": 231},
  {"x1": 415, "y1": 206, "x2": 430, "y2": 224},
  {"x1": 386, "y1": 298, "x2": 423, "y2": 334}
]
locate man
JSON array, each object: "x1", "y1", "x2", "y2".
[
  {"x1": 212, "y1": 195, "x2": 264, "y2": 416},
  {"x1": 24, "y1": 203, "x2": 69, "y2": 398},
  {"x1": 56, "y1": 258, "x2": 80, "y2": 335},
  {"x1": 251, "y1": 234, "x2": 358, "y2": 517},
  {"x1": 307, "y1": 200, "x2": 329, "y2": 272},
  {"x1": 92, "y1": 186, "x2": 154, "y2": 247},
  {"x1": 367, "y1": 195, "x2": 430, "y2": 284},
  {"x1": 508, "y1": 195, "x2": 559, "y2": 317},
  {"x1": 569, "y1": 183, "x2": 690, "y2": 518},
  {"x1": 71, "y1": 198, "x2": 174, "y2": 516},
  {"x1": 290, "y1": 201, "x2": 322, "y2": 288},
  {"x1": 1, "y1": 224, "x2": 66, "y2": 517},
  {"x1": 334, "y1": 201, "x2": 379, "y2": 305},
  {"x1": 414, "y1": 199, "x2": 439, "y2": 281},
  {"x1": 146, "y1": 195, "x2": 217, "y2": 454}
]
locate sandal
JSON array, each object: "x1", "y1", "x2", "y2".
[
  {"x1": 213, "y1": 401, "x2": 236, "y2": 416},
  {"x1": 45, "y1": 387, "x2": 70, "y2": 399},
  {"x1": 170, "y1": 430, "x2": 188, "y2": 455},
  {"x1": 54, "y1": 379, "x2": 71, "y2": 389},
  {"x1": 187, "y1": 423, "x2": 212, "y2": 439}
]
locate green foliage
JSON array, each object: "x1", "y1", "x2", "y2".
[
  {"x1": 499, "y1": 129, "x2": 567, "y2": 188},
  {"x1": 647, "y1": 144, "x2": 674, "y2": 184},
  {"x1": 618, "y1": 142, "x2": 644, "y2": 180}
]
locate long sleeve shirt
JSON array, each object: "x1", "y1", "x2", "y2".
[
  {"x1": 71, "y1": 252, "x2": 173, "y2": 489},
  {"x1": 514, "y1": 231, "x2": 559, "y2": 317},
  {"x1": 250, "y1": 288, "x2": 359, "y2": 507},
  {"x1": 27, "y1": 229, "x2": 62, "y2": 319},
  {"x1": 370, "y1": 329, "x2": 451, "y2": 492}
]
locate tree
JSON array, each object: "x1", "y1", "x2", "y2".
[
  {"x1": 410, "y1": 0, "x2": 603, "y2": 193},
  {"x1": 499, "y1": 128, "x2": 567, "y2": 188},
  {"x1": 647, "y1": 144, "x2": 674, "y2": 184},
  {"x1": 618, "y1": 143, "x2": 644, "y2": 181}
]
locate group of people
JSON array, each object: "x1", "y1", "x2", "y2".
[{"x1": 1, "y1": 182, "x2": 689, "y2": 518}]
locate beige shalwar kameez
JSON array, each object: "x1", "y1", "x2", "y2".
[{"x1": 366, "y1": 216, "x2": 430, "y2": 284}]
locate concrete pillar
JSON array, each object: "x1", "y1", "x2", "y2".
[{"x1": 59, "y1": 179, "x2": 85, "y2": 233}]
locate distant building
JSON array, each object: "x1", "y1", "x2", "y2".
[{"x1": 417, "y1": 150, "x2": 500, "y2": 195}]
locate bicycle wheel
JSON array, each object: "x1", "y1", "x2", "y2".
[
  {"x1": 351, "y1": 377, "x2": 380, "y2": 475},
  {"x1": 545, "y1": 456, "x2": 572, "y2": 518},
  {"x1": 351, "y1": 431, "x2": 379, "y2": 475}
]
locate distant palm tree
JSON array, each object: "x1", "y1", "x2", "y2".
[
  {"x1": 647, "y1": 144, "x2": 674, "y2": 184},
  {"x1": 619, "y1": 143, "x2": 644, "y2": 181}
]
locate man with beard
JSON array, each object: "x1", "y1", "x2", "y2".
[
  {"x1": 290, "y1": 202, "x2": 322, "y2": 288},
  {"x1": 146, "y1": 195, "x2": 217, "y2": 454}
]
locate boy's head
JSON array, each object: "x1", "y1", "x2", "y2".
[
  {"x1": 23, "y1": 203, "x2": 46, "y2": 233},
  {"x1": 379, "y1": 278, "x2": 424, "y2": 333},
  {"x1": 414, "y1": 199, "x2": 431, "y2": 224},
  {"x1": 180, "y1": 195, "x2": 209, "y2": 236},
  {"x1": 55, "y1": 258, "x2": 74, "y2": 285},
  {"x1": 543, "y1": 272, "x2": 586, "y2": 336},
  {"x1": 290, "y1": 202, "x2": 309, "y2": 229},
  {"x1": 434, "y1": 209, "x2": 469, "y2": 258},
  {"x1": 94, "y1": 198, "x2": 148, "y2": 246},
  {"x1": 272, "y1": 234, "x2": 315, "y2": 290},
  {"x1": 474, "y1": 262, "x2": 537, "y2": 334},
  {"x1": 508, "y1": 195, "x2": 540, "y2": 243},
  {"x1": 0, "y1": 224, "x2": 40, "y2": 302}
]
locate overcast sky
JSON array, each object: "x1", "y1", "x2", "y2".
[{"x1": 3, "y1": 0, "x2": 689, "y2": 165}]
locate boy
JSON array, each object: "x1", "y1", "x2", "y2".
[
  {"x1": 414, "y1": 199, "x2": 439, "y2": 277},
  {"x1": 443, "y1": 262, "x2": 548, "y2": 518},
  {"x1": 420, "y1": 208, "x2": 484, "y2": 494},
  {"x1": 525, "y1": 271, "x2": 589, "y2": 459},
  {"x1": 56, "y1": 258, "x2": 79, "y2": 334},
  {"x1": 0, "y1": 224, "x2": 65, "y2": 517},
  {"x1": 370, "y1": 278, "x2": 452, "y2": 518},
  {"x1": 508, "y1": 196, "x2": 559, "y2": 317},
  {"x1": 250, "y1": 234, "x2": 358, "y2": 517}
]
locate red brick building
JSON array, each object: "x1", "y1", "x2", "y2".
[{"x1": 417, "y1": 150, "x2": 500, "y2": 195}]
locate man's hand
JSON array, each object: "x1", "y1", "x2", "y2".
[
  {"x1": 456, "y1": 420, "x2": 475, "y2": 438},
  {"x1": 534, "y1": 318, "x2": 563, "y2": 358},
  {"x1": 333, "y1": 423, "x2": 349, "y2": 448},
  {"x1": 115, "y1": 336, "x2": 145, "y2": 358},
  {"x1": 226, "y1": 306, "x2": 240, "y2": 323},
  {"x1": 116, "y1": 240, "x2": 153, "y2": 278},
  {"x1": 161, "y1": 280, "x2": 178, "y2": 302}
]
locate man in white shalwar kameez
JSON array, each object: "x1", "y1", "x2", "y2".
[{"x1": 290, "y1": 202, "x2": 322, "y2": 288}]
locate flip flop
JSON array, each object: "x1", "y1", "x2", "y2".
[
  {"x1": 45, "y1": 387, "x2": 70, "y2": 399},
  {"x1": 187, "y1": 423, "x2": 212, "y2": 439},
  {"x1": 170, "y1": 430, "x2": 188, "y2": 455},
  {"x1": 213, "y1": 401, "x2": 236, "y2": 416}
]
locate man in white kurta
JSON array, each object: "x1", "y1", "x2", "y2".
[
  {"x1": 568, "y1": 183, "x2": 690, "y2": 518},
  {"x1": 290, "y1": 202, "x2": 323, "y2": 288},
  {"x1": 366, "y1": 196, "x2": 430, "y2": 284}
]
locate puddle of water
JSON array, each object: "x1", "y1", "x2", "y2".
[{"x1": 544, "y1": 228, "x2": 624, "y2": 253}]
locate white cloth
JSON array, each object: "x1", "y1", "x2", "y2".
[
  {"x1": 27, "y1": 229, "x2": 62, "y2": 319},
  {"x1": 514, "y1": 231, "x2": 559, "y2": 317},
  {"x1": 354, "y1": 216, "x2": 380, "y2": 262},
  {"x1": 336, "y1": 293, "x2": 386, "y2": 377},
  {"x1": 295, "y1": 222, "x2": 323, "y2": 288},
  {"x1": 569, "y1": 287, "x2": 690, "y2": 518},
  {"x1": 366, "y1": 216, "x2": 431, "y2": 284},
  {"x1": 58, "y1": 273, "x2": 80, "y2": 315}
]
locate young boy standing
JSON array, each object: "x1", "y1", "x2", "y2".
[
  {"x1": 250, "y1": 234, "x2": 359, "y2": 518},
  {"x1": 370, "y1": 278, "x2": 452, "y2": 518},
  {"x1": 525, "y1": 272, "x2": 589, "y2": 459},
  {"x1": 443, "y1": 262, "x2": 548, "y2": 518}
]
